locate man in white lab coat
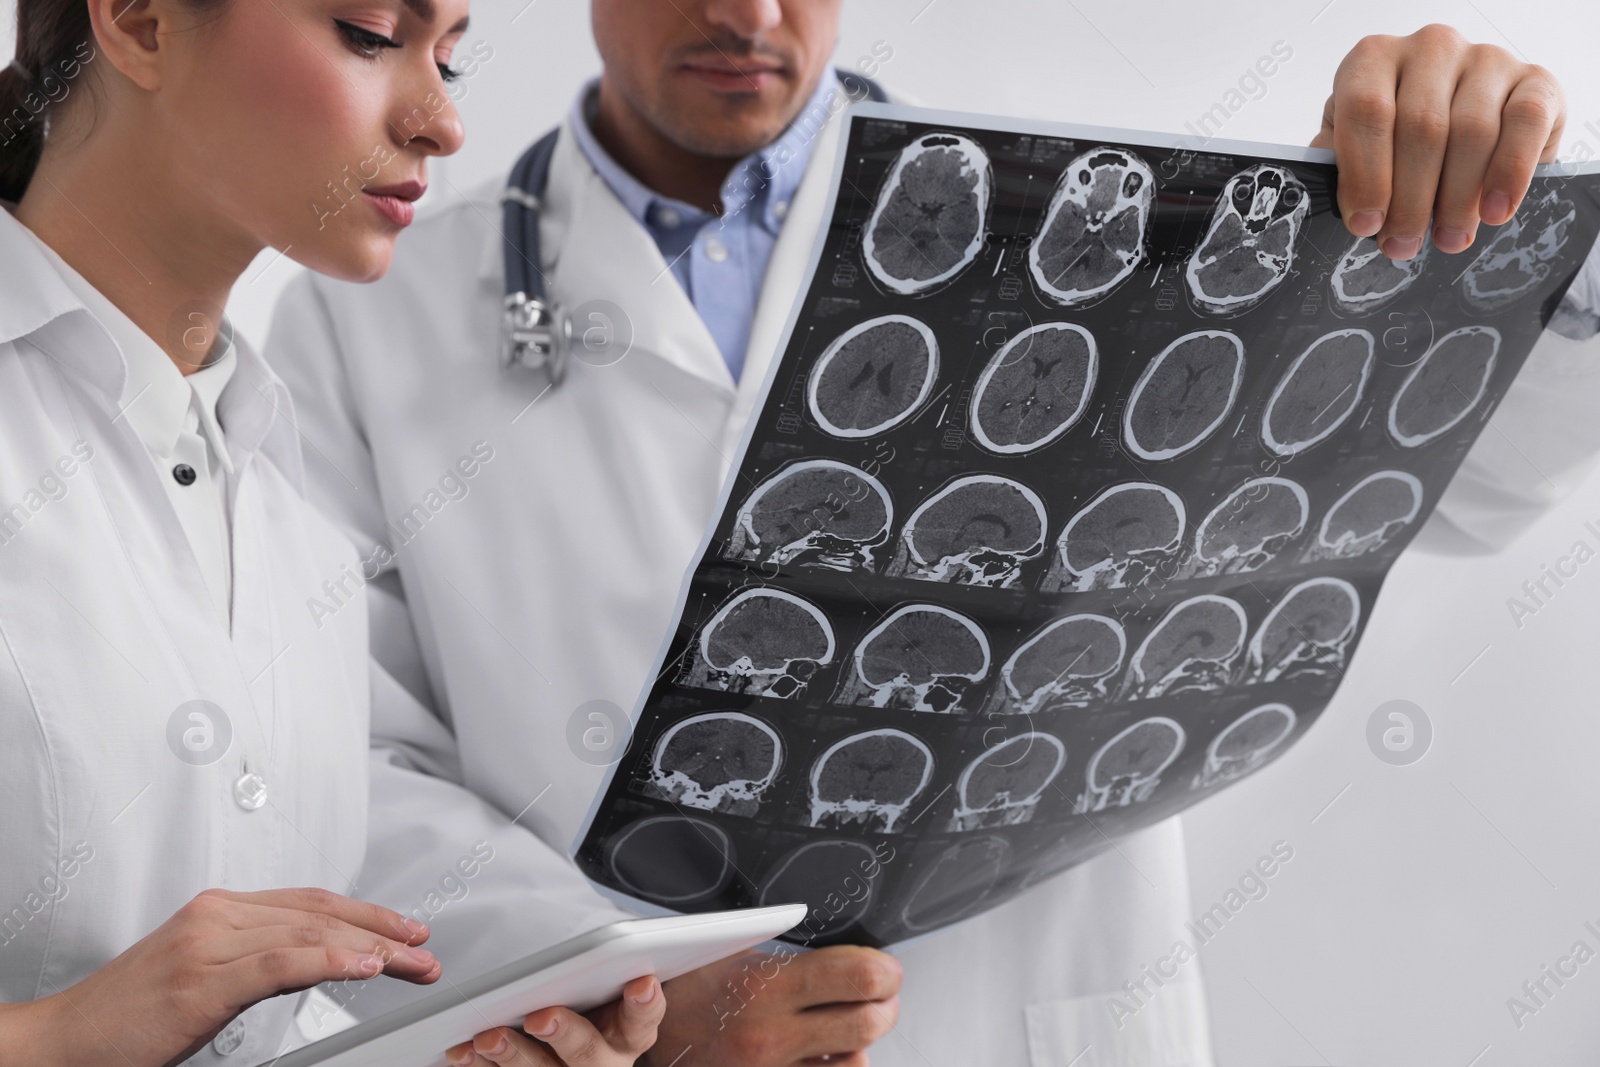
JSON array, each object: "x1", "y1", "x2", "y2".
[{"x1": 266, "y1": 6, "x2": 1596, "y2": 1064}]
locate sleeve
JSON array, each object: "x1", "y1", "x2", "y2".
[
  {"x1": 263, "y1": 276, "x2": 630, "y2": 1028},
  {"x1": 1413, "y1": 243, "x2": 1600, "y2": 556}
]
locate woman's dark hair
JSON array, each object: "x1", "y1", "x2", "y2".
[{"x1": 1, "y1": 1, "x2": 226, "y2": 202}]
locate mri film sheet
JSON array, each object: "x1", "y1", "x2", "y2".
[{"x1": 574, "y1": 105, "x2": 1600, "y2": 948}]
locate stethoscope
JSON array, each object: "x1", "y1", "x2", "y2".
[{"x1": 499, "y1": 71, "x2": 889, "y2": 389}]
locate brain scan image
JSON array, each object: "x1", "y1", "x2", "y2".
[
  {"x1": 725, "y1": 460, "x2": 894, "y2": 572},
  {"x1": 1185, "y1": 477, "x2": 1309, "y2": 577},
  {"x1": 645, "y1": 712, "x2": 783, "y2": 816},
  {"x1": 757, "y1": 840, "x2": 886, "y2": 943},
  {"x1": 948, "y1": 732, "x2": 1067, "y2": 831},
  {"x1": 887, "y1": 475, "x2": 1048, "y2": 588},
  {"x1": 1245, "y1": 577, "x2": 1360, "y2": 684},
  {"x1": 1306, "y1": 470, "x2": 1425, "y2": 561},
  {"x1": 986, "y1": 613, "x2": 1126, "y2": 715},
  {"x1": 1193, "y1": 703, "x2": 1297, "y2": 789},
  {"x1": 899, "y1": 836, "x2": 1010, "y2": 933},
  {"x1": 863, "y1": 132, "x2": 991, "y2": 295},
  {"x1": 605, "y1": 816, "x2": 735, "y2": 905},
  {"x1": 808, "y1": 728, "x2": 934, "y2": 833},
  {"x1": 1260, "y1": 329, "x2": 1375, "y2": 456},
  {"x1": 835, "y1": 605, "x2": 991, "y2": 713},
  {"x1": 684, "y1": 588, "x2": 835, "y2": 700},
  {"x1": 1462, "y1": 187, "x2": 1577, "y2": 312},
  {"x1": 1075, "y1": 717, "x2": 1186, "y2": 813},
  {"x1": 1122, "y1": 330, "x2": 1246, "y2": 461},
  {"x1": 1029, "y1": 147, "x2": 1154, "y2": 307},
  {"x1": 1185, "y1": 164, "x2": 1310, "y2": 316},
  {"x1": 1043, "y1": 482, "x2": 1186, "y2": 592},
  {"x1": 1387, "y1": 325, "x2": 1500, "y2": 448},
  {"x1": 1121, "y1": 594, "x2": 1248, "y2": 700},
  {"x1": 807, "y1": 315, "x2": 939, "y2": 439},
  {"x1": 969, "y1": 322, "x2": 1098, "y2": 454},
  {"x1": 1330, "y1": 235, "x2": 1430, "y2": 315}
]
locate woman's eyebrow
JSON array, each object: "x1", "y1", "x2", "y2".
[{"x1": 400, "y1": 0, "x2": 471, "y2": 32}]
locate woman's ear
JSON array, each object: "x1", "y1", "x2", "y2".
[{"x1": 86, "y1": 0, "x2": 167, "y2": 92}]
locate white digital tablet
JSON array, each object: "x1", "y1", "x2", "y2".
[{"x1": 261, "y1": 903, "x2": 807, "y2": 1067}]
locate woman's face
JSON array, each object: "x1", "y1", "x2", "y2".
[{"x1": 157, "y1": 0, "x2": 471, "y2": 282}]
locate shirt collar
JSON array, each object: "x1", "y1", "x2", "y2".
[{"x1": 566, "y1": 69, "x2": 841, "y2": 236}]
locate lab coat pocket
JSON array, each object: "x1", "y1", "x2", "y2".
[{"x1": 1024, "y1": 977, "x2": 1214, "y2": 1067}]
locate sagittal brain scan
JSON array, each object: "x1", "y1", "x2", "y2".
[
  {"x1": 835, "y1": 605, "x2": 991, "y2": 712},
  {"x1": 1331, "y1": 236, "x2": 1430, "y2": 315},
  {"x1": 684, "y1": 589, "x2": 835, "y2": 699},
  {"x1": 726, "y1": 460, "x2": 894, "y2": 572},
  {"x1": 578, "y1": 107, "x2": 1600, "y2": 947},
  {"x1": 808, "y1": 315, "x2": 939, "y2": 438},
  {"x1": 1122, "y1": 331, "x2": 1245, "y2": 461},
  {"x1": 1185, "y1": 164, "x2": 1310, "y2": 315},
  {"x1": 969, "y1": 322, "x2": 1098, "y2": 454},
  {"x1": 1029, "y1": 147, "x2": 1154, "y2": 307},
  {"x1": 1260, "y1": 329, "x2": 1374, "y2": 456},
  {"x1": 1388, "y1": 325, "x2": 1500, "y2": 448},
  {"x1": 887, "y1": 475, "x2": 1047, "y2": 588},
  {"x1": 863, "y1": 132, "x2": 992, "y2": 295}
]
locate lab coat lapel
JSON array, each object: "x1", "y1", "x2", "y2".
[{"x1": 543, "y1": 121, "x2": 734, "y2": 395}]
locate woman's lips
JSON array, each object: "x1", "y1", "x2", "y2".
[{"x1": 363, "y1": 181, "x2": 426, "y2": 228}]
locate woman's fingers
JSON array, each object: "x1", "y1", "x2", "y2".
[
  {"x1": 212, "y1": 925, "x2": 438, "y2": 980},
  {"x1": 1431, "y1": 61, "x2": 1516, "y2": 252},
  {"x1": 1480, "y1": 68, "x2": 1566, "y2": 224},
  {"x1": 202, "y1": 886, "x2": 430, "y2": 947},
  {"x1": 213, "y1": 944, "x2": 416, "y2": 1006}
]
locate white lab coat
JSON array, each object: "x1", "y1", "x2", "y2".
[
  {"x1": 0, "y1": 206, "x2": 372, "y2": 1066},
  {"x1": 264, "y1": 97, "x2": 1600, "y2": 1065}
]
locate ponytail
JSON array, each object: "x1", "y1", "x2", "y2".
[{"x1": 1, "y1": 2, "x2": 96, "y2": 203}]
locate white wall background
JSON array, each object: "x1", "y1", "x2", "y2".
[{"x1": 7, "y1": 2, "x2": 1600, "y2": 1063}]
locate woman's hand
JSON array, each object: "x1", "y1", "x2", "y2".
[
  {"x1": 445, "y1": 975, "x2": 666, "y2": 1067},
  {"x1": 0, "y1": 887, "x2": 440, "y2": 1067}
]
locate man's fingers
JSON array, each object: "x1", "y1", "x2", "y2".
[
  {"x1": 203, "y1": 887, "x2": 429, "y2": 946},
  {"x1": 447, "y1": 1027, "x2": 563, "y2": 1067},
  {"x1": 1481, "y1": 68, "x2": 1566, "y2": 225},
  {"x1": 1431, "y1": 62, "x2": 1514, "y2": 252},
  {"x1": 1329, "y1": 36, "x2": 1402, "y2": 237},
  {"x1": 523, "y1": 1008, "x2": 628, "y2": 1067},
  {"x1": 793, "y1": 997, "x2": 901, "y2": 1062},
  {"x1": 791, "y1": 947, "x2": 904, "y2": 1009},
  {"x1": 1374, "y1": 39, "x2": 1466, "y2": 259},
  {"x1": 593, "y1": 976, "x2": 665, "y2": 1055}
]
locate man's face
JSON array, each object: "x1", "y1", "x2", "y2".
[{"x1": 592, "y1": 0, "x2": 844, "y2": 159}]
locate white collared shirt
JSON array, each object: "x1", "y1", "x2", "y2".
[{"x1": 20, "y1": 229, "x2": 237, "y2": 626}]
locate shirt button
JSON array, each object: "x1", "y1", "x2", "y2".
[
  {"x1": 234, "y1": 772, "x2": 268, "y2": 811},
  {"x1": 212, "y1": 1017, "x2": 246, "y2": 1056},
  {"x1": 703, "y1": 236, "x2": 729, "y2": 263},
  {"x1": 172, "y1": 464, "x2": 197, "y2": 487},
  {"x1": 773, "y1": 200, "x2": 790, "y2": 221},
  {"x1": 655, "y1": 205, "x2": 682, "y2": 229}
]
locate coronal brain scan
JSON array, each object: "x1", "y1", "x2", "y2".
[
  {"x1": 1122, "y1": 595, "x2": 1248, "y2": 700},
  {"x1": 1189, "y1": 477, "x2": 1309, "y2": 576},
  {"x1": 1462, "y1": 188, "x2": 1577, "y2": 312},
  {"x1": 808, "y1": 315, "x2": 939, "y2": 438},
  {"x1": 808, "y1": 728, "x2": 935, "y2": 833},
  {"x1": 1077, "y1": 717, "x2": 1186, "y2": 813},
  {"x1": 863, "y1": 132, "x2": 992, "y2": 294},
  {"x1": 837, "y1": 605, "x2": 991, "y2": 712},
  {"x1": 1387, "y1": 325, "x2": 1500, "y2": 448},
  {"x1": 1330, "y1": 235, "x2": 1430, "y2": 315},
  {"x1": 1029, "y1": 146, "x2": 1154, "y2": 307},
  {"x1": 1194, "y1": 703, "x2": 1297, "y2": 789},
  {"x1": 725, "y1": 460, "x2": 894, "y2": 572},
  {"x1": 687, "y1": 589, "x2": 835, "y2": 699},
  {"x1": 989, "y1": 613, "x2": 1126, "y2": 714},
  {"x1": 1122, "y1": 330, "x2": 1246, "y2": 461},
  {"x1": 1185, "y1": 164, "x2": 1310, "y2": 315},
  {"x1": 646, "y1": 712, "x2": 783, "y2": 816},
  {"x1": 1047, "y1": 482, "x2": 1186, "y2": 591},
  {"x1": 949, "y1": 732, "x2": 1067, "y2": 831},
  {"x1": 1246, "y1": 577, "x2": 1361, "y2": 684},
  {"x1": 1260, "y1": 329, "x2": 1375, "y2": 456},
  {"x1": 576, "y1": 110, "x2": 1600, "y2": 947},
  {"x1": 969, "y1": 322, "x2": 1098, "y2": 454},
  {"x1": 889, "y1": 475, "x2": 1047, "y2": 588}
]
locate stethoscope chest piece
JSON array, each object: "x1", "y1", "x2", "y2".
[{"x1": 502, "y1": 290, "x2": 571, "y2": 386}]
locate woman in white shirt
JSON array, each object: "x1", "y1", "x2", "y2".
[{"x1": 0, "y1": 2, "x2": 662, "y2": 1065}]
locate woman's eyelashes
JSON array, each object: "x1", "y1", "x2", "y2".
[{"x1": 335, "y1": 19, "x2": 460, "y2": 82}]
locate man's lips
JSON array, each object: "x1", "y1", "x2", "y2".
[{"x1": 679, "y1": 59, "x2": 788, "y2": 92}]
